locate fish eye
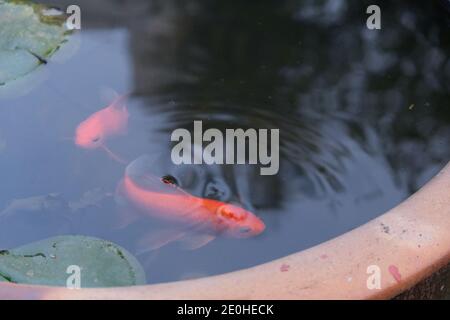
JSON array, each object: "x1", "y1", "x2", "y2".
[{"x1": 161, "y1": 175, "x2": 178, "y2": 186}]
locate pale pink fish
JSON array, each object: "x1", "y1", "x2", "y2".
[{"x1": 75, "y1": 94, "x2": 128, "y2": 150}]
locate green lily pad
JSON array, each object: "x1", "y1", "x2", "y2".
[
  {"x1": 0, "y1": 236, "x2": 146, "y2": 287},
  {"x1": 0, "y1": 0, "x2": 71, "y2": 85}
]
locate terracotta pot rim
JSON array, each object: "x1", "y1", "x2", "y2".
[{"x1": 1, "y1": 162, "x2": 449, "y2": 299}]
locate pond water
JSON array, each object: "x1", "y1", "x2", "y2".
[{"x1": 0, "y1": 0, "x2": 449, "y2": 284}]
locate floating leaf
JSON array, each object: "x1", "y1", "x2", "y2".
[
  {"x1": 0, "y1": 236, "x2": 146, "y2": 287},
  {"x1": 0, "y1": 0, "x2": 71, "y2": 85}
]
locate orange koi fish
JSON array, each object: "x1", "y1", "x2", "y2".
[
  {"x1": 116, "y1": 156, "x2": 265, "y2": 251},
  {"x1": 120, "y1": 175, "x2": 265, "y2": 238},
  {"x1": 75, "y1": 94, "x2": 128, "y2": 150}
]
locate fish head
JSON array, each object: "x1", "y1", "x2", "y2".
[
  {"x1": 216, "y1": 203, "x2": 265, "y2": 238},
  {"x1": 75, "y1": 122, "x2": 104, "y2": 149}
]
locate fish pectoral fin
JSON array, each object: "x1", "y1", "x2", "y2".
[
  {"x1": 135, "y1": 228, "x2": 215, "y2": 254},
  {"x1": 112, "y1": 180, "x2": 141, "y2": 229},
  {"x1": 179, "y1": 233, "x2": 216, "y2": 251},
  {"x1": 135, "y1": 228, "x2": 187, "y2": 255},
  {"x1": 101, "y1": 144, "x2": 127, "y2": 164},
  {"x1": 112, "y1": 207, "x2": 142, "y2": 230}
]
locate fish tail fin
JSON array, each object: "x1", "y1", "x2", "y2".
[
  {"x1": 100, "y1": 86, "x2": 130, "y2": 111},
  {"x1": 111, "y1": 94, "x2": 129, "y2": 111}
]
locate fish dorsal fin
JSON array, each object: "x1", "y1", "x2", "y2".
[
  {"x1": 124, "y1": 155, "x2": 219, "y2": 221},
  {"x1": 135, "y1": 173, "x2": 210, "y2": 221},
  {"x1": 125, "y1": 155, "x2": 190, "y2": 196},
  {"x1": 99, "y1": 86, "x2": 119, "y2": 103}
]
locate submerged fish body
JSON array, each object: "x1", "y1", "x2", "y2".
[
  {"x1": 117, "y1": 155, "x2": 266, "y2": 240},
  {"x1": 0, "y1": 193, "x2": 67, "y2": 220},
  {"x1": 119, "y1": 175, "x2": 265, "y2": 238},
  {"x1": 75, "y1": 94, "x2": 128, "y2": 149}
]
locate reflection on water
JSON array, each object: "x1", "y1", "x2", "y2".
[{"x1": 0, "y1": 0, "x2": 449, "y2": 284}]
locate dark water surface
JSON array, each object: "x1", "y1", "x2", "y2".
[{"x1": 0, "y1": 0, "x2": 449, "y2": 284}]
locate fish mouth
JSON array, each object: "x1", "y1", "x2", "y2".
[
  {"x1": 231, "y1": 220, "x2": 266, "y2": 238},
  {"x1": 235, "y1": 227, "x2": 256, "y2": 238},
  {"x1": 75, "y1": 136, "x2": 101, "y2": 149}
]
